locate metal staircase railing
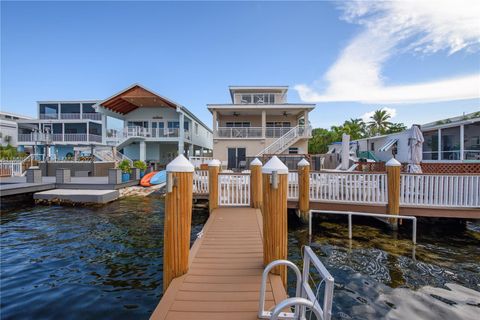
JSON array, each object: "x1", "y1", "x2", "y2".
[{"x1": 256, "y1": 125, "x2": 311, "y2": 156}]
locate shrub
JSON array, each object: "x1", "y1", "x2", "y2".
[
  {"x1": 118, "y1": 159, "x2": 131, "y2": 174},
  {"x1": 133, "y1": 160, "x2": 147, "y2": 171}
]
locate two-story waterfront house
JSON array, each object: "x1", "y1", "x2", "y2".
[
  {"x1": 0, "y1": 111, "x2": 33, "y2": 147},
  {"x1": 94, "y1": 84, "x2": 213, "y2": 167},
  {"x1": 16, "y1": 101, "x2": 105, "y2": 158},
  {"x1": 208, "y1": 86, "x2": 314, "y2": 169}
]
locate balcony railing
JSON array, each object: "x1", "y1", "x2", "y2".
[
  {"x1": 17, "y1": 133, "x2": 102, "y2": 143},
  {"x1": 60, "y1": 113, "x2": 81, "y2": 119},
  {"x1": 215, "y1": 126, "x2": 311, "y2": 139},
  {"x1": 39, "y1": 114, "x2": 58, "y2": 119},
  {"x1": 82, "y1": 113, "x2": 102, "y2": 120},
  {"x1": 216, "y1": 127, "x2": 263, "y2": 138}
]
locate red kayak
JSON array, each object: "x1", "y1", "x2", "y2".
[{"x1": 140, "y1": 171, "x2": 158, "y2": 187}]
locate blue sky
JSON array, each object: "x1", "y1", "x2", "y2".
[{"x1": 1, "y1": 1, "x2": 479, "y2": 130}]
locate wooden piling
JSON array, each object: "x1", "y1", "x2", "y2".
[
  {"x1": 163, "y1": 155, "x2": 194, "y2": 291},
  {"x1": 386, "y1": 158, "x2": 401, "y2": 229},
  {"x1": 298, "y1": 158, "x2": 310, "y2": 222},
  {"x1": 250, "y1": 158, "x2": 263, "y2": 209},
  {"x1": 262, "y1": 156, "x2": 289, "y2": 285},
  {"x1": 208, "y1": 159, "x2": 220, "y2": 214}
]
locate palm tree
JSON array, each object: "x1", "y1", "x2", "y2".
[
  {"x1": 368, "y1": 109, "x2": 392, "y2": 135},
  {"x1": 343, "y1": 118, "x2": 366, "y2": 140}
]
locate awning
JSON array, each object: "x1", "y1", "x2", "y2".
[{"x1": 379, "y1": 139, "x2": 398, "y2": 152}]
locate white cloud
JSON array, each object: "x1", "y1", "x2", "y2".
[
  {"x1": 361, "y1": 107, "x2": 397, "y2": 123},
  {"x1": 295, "y1": 0, "x2": 480, "y2": 104}
]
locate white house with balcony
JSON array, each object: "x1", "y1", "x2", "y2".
[
  {"x1": 16, "y1": 101, "x2": 105, "y2": 159},
  {"x1": 0, "y1": 111, "x2": 33, "y2": 147},
  {"x1": 94, "y1": 84, "x2": 212, "y2": 167},
  {"x1": 208, "y1": 86, "x2": 314, "y2": 169}
]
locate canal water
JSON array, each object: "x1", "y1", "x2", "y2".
[{"x1": 1, "y1": 195, "x2": 479, "y2": 319}]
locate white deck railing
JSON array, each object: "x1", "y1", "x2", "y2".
[
  {"x1": 60, "y1": 113, "x2": 81, "y2": 119},
  {"x1": 400, "y1": 174, "x2": 480, "y2": 207},
  {"x1": 0, "y1": 161, "x2": 23, "y2": 176},
  {"x1": 218, "y1": 173, "x2": 250, "y2": 206},
  {"x1": 309, "y1": 172, "x2": 388, "y2": 204},
  {"x1": 288, "y1": 171, "x2": 299, "y2": 200},
  {"x1": 256, "y1": 125, "x2": 311, "y2": 156},
  {"x1": 193, "y1": 170, "x2": 209, "y2": 194},
  {"x1": 190, "y1": 157, "x2": 213, "y2": 168},
  {"x1": 216, "y1": 127, "x2": 263, "y2": 138}
]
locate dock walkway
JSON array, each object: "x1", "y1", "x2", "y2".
[{"x1": 151, "y1": 207, "x2": 288, "y2": 320}]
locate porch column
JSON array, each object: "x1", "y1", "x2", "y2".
[
  {"x1": 102, "y1": 115, "x2": 107, "y2": 145},
  {"x1": 201, "y1": 147, "x2": 204, "y2": 156},
  {"x1": 460, "y1": 125, "x2": 464, "y2": 161},
  {"x1": 261, "y1": 110, "x2": 266, "y2": 138},
  {"x1": 437, "y1": 128, "x2": 442, "y2": 160},
  {"x1": 178, "y1": 110, "x2": 185, "y2": 155},
  {"x1": 212, "y1": 110, "x2": 218, "y2": 137},
  {"x1": 87, "y1": 122, "x2": 90, "y2": 143},
  {"x1": 139, "y1": 140, "x2": 146, "y2": 162},
  {"x1": 304, "y1": 110, "x2": 309, "y2": 128},
  {"x1": 62, "y1": 123, "x2": 65, "y2": 142},
  {"x1": 189, "y1": 144, "x2": 194, "y2": 158}
]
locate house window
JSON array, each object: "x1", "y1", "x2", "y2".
[
  {"x1": 370, "y1": 142, "x2": 375, "y2": 151},
  {"x1": 128, "y1": 121, "x2": 148, "y2": 128},
  {"x1": 289, "y1": 147, "x2": 299, "y2": 154},
  {"x1": 195, "y1": 123, "x2": 199, "y2": 135},
  {"x1": 240, "y1": 95, "x2": 252, "y2": 104},
  {"x1": 168, "y1": 121, "x2": 180, "y2": 128}
]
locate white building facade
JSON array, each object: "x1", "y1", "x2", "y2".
[
  {"x1": 94, "y1": 84, "x2": 212, "y2": 167},
  {"x1": 208, "y1": 86, "x2": 314, "y2": 169},
  {"x1": 0, "y1": 111, "x2": 33, "y2": 147}
]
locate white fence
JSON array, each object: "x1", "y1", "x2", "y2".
[
  {"x1": 190, "y1": 157, "x2": 213, "y2": 168},
  {"x1": 0, "y1": 161, "x2": 23, "y2": 176},
  {"x1": 400, "y1": 174, "x2": 480, "y2": 207},
  {"x1": 309, "y1": 172, "x2": 388, "y2": 204},
  {"x1": 218, "y1": 174, "x2": 250, "y2": 206},
  {"x1": 193, "y1": 170, "x2": 209, "y2": 194},
  {"x1": 288, "y1": 172, "x2": 299, "y2": 200}
]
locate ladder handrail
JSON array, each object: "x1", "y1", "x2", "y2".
[{"x1": 258, "y1": 246, "x2": 334, "y2": 320}]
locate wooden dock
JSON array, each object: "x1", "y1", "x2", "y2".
[{"x1": 151, "y1": 207, "x2": 288, "y2": 320}]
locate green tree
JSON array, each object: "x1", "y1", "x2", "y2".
[
  {"x1": 367, "y1": 109, "x2": 393, "y2": 135},
  {"x1": 386, "y1": 122, "x2": 407, "y2": 134},
  {"x1": 342, "y1": 118, "x2": 366, "y2": 140}
]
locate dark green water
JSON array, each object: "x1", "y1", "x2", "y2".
[
  {"x1": 1, "y1": 195, "x2": 479, "y2": 319},
  {"x1": 1, "y1": 194, "x2": 208, "y2": 320}
]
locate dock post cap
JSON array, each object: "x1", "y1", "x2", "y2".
[
  {"x1": 208, "y1": 159, "x2": 221, "y2": 167},
  {"x1": 166, "y1": 154, "x2": 194, "y2": 172},
  {"x1": 262, "y1": 156, "x2": 288, "y2": 174},
  {"x1": 297, "y1": 158, "x2": 310, "y2": 167},
  {"x1": 386, "y1": 158, "x2": 401, "y2": 167},
  {"x1": 250, "y1": 158, "x2": 262, "y2": 166}
]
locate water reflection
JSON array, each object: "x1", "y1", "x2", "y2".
[
  {"x1": 288, "y1": 213, "x2": 480, "y2": 320},
  {"x1": 0, "y1": 194, "x2": 208, "y2": 320}
]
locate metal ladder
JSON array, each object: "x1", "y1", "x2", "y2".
[{"x1": 258, "y1": 246, "x2": 334, "y2": 320}]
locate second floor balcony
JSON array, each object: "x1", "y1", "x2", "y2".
[
  {"x1": 215, "y1": 125, "x2": 311, "y2": 139},
  {"x1": 18, "y1": 132, "x2": 102, "y2": 143},
  {"x1": 106, "y1": 126, "x2": 192, "y2": 143},
  {"x1": 39, "y1": 112, "x2": 102, "y2": 120}
]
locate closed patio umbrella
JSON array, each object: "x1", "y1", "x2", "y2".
[{"x1": 408, "y1": 125, "x2": 424, "y2": 173}]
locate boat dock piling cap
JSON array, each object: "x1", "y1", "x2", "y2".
[
  {"x1": 262, "y1": 156, "x2": 288, "y2": 175},
  {"x1": 208, "y1": 159, "x2": 221, "y2": 167},
  {"x1": 250, "y1": 158, "x2": 262, "y2": 166},
  {"x1": 386, "y1": 158, "x2": 401, "y2": 167},
  {"x1": 298, "y1": 158, "x2": 310, "y2": 167},
  {"x1": 166, "y1": 155, "x2": 194, "y2": 172}
]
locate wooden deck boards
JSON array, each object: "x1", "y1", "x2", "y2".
[{"x1": 150, "y1": 207, "x2": 288, "y2": 320}]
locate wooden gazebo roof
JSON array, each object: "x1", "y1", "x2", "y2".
[{"x1": 99, "y1": 84, "x2": 178, "y2": 115}]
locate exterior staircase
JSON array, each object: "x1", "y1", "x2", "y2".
[
  {"x1": 256, "y1": 125, "x2": 311, "y2": 156},
  {"x1": 93, "y1": 147, "x2": 133, "y2": 165}
]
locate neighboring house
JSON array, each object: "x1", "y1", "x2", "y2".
[
  {"x1": 94, "y1": 84, "x2": 212, "y2": 166},
  {"x1": 329, "y1": 111, "x2": 480, "y2": 163},
  {"x1": 0, "y1": 111, "x2": 33, "y2": 147},
  {"x1": 208, "y1": 86, "x2": 314, "y2": 169},
  {"x1": 421, "y1": 111, "x2": 480, "y2": 162},
  {"x1": 16, "y1": 101, "x2": 105, "y2": 158}
]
